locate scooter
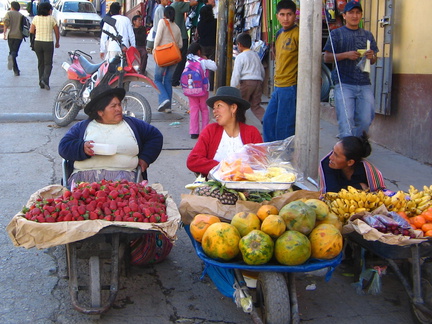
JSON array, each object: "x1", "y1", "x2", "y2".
[{"x1": 53, "y1": 16, "x2": 157, "y2": 127}]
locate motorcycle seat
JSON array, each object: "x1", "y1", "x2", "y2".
[{"x1": 79, "y1": 55, "x2": 104, "y2": 75}]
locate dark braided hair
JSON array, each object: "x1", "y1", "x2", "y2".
[{"x1": 339, "y1": 132, "x2": 372, "y2": 163}]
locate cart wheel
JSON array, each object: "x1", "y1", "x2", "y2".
[{"x1": 256, "y1": 272, "x2": 290, "y2": 324}]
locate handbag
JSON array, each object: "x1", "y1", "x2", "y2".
[{"x1": 153, "y1": 19, "x2": 182, "y2": 67}]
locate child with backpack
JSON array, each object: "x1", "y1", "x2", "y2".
[{"x1": 181, "y1": 42, "x2": 217, "y2": 139}]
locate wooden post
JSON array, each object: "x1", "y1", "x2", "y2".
[
  {"x1": 225, "y1": 0, "x2": 235, "y2": 85},
  {"x1": 294, "y1": 0, "x2": 322, "y2": 185},
  {"x1": 214, "y1": 0, "x2": 227, "y2": 90}
]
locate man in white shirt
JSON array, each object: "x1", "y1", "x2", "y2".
[{"x1": 100, "y1": 2, "x2": 136, "y2": 60}]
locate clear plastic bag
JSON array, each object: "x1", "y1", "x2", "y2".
[{"x1": 209, "y1": 136, "x2": 303, "y2": 184}]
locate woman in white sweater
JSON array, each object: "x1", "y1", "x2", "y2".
[{"x1": 153, "y1": 6, "x2": 182, "y2": 113}]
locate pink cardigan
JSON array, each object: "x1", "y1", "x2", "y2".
[{"x1": 186, "y1": 122, "x2": 263, "y2": 176}]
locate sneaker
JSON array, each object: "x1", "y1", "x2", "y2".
[
  {"x1": 158, "y1": 99, "x2": 170, "y2": 112},
  {"x1": 190, "y1": 134, "x2": 199, "y2": 139},
  {"x1": 7, "y1": 55, "x2": 13, "y2": 70}
]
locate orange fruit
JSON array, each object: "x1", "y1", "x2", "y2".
[
  {"x1": 398, "y1": 211, "x2": 410, "y2": 222},
  {"x1": 424, "y1": 230, "x2": 432, "y2": 237},
  {"x1": 422, "y1": 210, "x2": 432, "y2": 223},
  {"x1": 257, "y1": 205, "x2": 279, "y2": 222},
  {"x1": 421, "y1": 223, "x2": 432, "y2": 233},
  {"x1": 410, "y1": 215, "x2": 426, "y2": 229}
]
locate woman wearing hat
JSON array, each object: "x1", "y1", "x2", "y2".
[
  {"x1": 187, "y1": 86, "x2": 262, "y2": 177},
  {"x1": 58, "y1": 85, "x2": 172, "y2": 266},
  {"x1": 59, "y1": 85, "x2": 163, "y2": 184}
]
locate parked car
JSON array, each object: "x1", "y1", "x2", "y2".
[
  {"x1": 53, "y1": 0, "x2": 101, "y2": 36},
  {"x1": 0, "y1": 1, "x2": 6, "y2": 32}
]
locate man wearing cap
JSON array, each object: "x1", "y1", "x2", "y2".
[
  {"x1": 100, "y1": 2, "x2": 136, "y2": 60},
  {"x1": 323, "y1": 0, "x2": 378, "y2": 138}
]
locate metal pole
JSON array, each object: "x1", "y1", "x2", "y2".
[
  {"x1": 215, "y1": 0, "x2": 227, "y2": 90},
  {"x1": 294, "y1": 0, "x2": 322, "y2": 184}
]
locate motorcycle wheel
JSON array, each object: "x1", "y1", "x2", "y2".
[
  {"x1": 122, "y1": 91, "x2": 152, "y2": 124},
  {"x1": 53, "y1": 80, "x2": 83, "y2": 127}
]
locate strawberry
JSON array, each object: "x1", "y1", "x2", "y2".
[
  {"x1": 72, "y1": 191, "x2": 82, "y2": 200},
  {"x1": 63, "y1": 191, "x2": 72, "y2": 199},
  {"x1": 104, "y1": 215, "x2": 113, "y2": 221},
  {"x1": 36, "y1": 215, "x2": 46, "y2": 223},
  {"x1": 114, "y1": 215, "x2": 123, "y2": 222},
  {"x1": 160, "y1": 214, "x2": 168, "y2": 222},
  {"x1": 82, "y1": 188, "x2": 90, "y2": 199},
  {"x1": 77, "y1": 206, "x2": 86, "y2": 215},
  {"x1": 149, "y1": 214, "x2": 157, "y2": 223},
  {"x1": 45, "y1": 216, "x2": 56, "y2": 223},
  {"x1": 64, "y1": 214, "x2": 73, "y2": 221},
  {"x1": 109, "y1": 200, "x2": 117, "y2": 210},
  {"x1": 109, "y1": 190, "x2": 119, "y2": 200},
  {"x1": 89, "y1": 212, "x2": 98, "y2": 220}
]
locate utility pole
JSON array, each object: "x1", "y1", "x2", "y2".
[
  {"x1": 294, "y1": 0, "x2": 322, "y2": 185},
  {"x1": 214, "y1": 0, "x2": 227, "y2": 90}
]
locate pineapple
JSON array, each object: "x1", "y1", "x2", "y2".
[{"x1": 194, "y1": 180, "x2": 238, "y2": 205}]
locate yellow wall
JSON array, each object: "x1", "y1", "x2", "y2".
[{"x1": 392, "y1": 1, "x2": 432, "y2": 74}]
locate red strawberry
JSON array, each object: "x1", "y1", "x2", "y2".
[
  {"x1": 77, "y1": 206, "x2": 86, "y2": 215},
  {"x1": 64, "y1": 214, "x2": 73, "y2": 221},
  {"x1": 45, "y1": 216, "x2": 56, "y2": 223},
  {"x1": 89, "y1": 212, "x2": 98, "y2": 220},
  {"x1": 160, "y1": 214, "x2": 168, "y2": 222},
  {"x1": 36, "y1": 215, "x2": 46, "y2": 223},
  {"x1": 104, "y1": 215, "x2": 113, "y2": 221},
  {"x1": 63, "y1": 191, "x2": 72, "y2": 199},
  {"x1": 114, "y1": 215, "x2": 123, "y2": 221},
  {"x1": 72, "y1": 191, "x2": 82, "y2": 200}
]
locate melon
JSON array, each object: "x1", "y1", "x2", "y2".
[
  {"x1": 190, "y1": 214, "x2": 221, "y2": 243},
  {"x1": 230, "y1": 212, "x2": 261, "y2": 237},
  {"x1": 239, "y1": 230, "x2": 274, "y2": 265},
  {"x1": 304, "y1": 199, "x2": 330, "y2": 221},
  {"x1": 309, "y1": 224, "x2": 343, "y2": 259},
  {"x1": 261, "y1": 214, "x2": 286, "y2": 239},
  {"x1": 279, "y1": 200, "x2": 316, "y2": 235},
  {"x1": 274, "y1": 230, "x2": 311, "y2": 266},
  {"x1": 201, "y1": 222, "x2": 241, "y2": 261}
]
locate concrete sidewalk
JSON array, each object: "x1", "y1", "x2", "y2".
[{"x1": 145, "y1": 54, "x2": 432, "y2": 193}]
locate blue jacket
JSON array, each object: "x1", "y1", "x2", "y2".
[{"x1": 58, "y1": 116, "x2": 163, "y2": 172}]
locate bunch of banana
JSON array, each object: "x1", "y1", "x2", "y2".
[
  {"x1": 405, "y1": 185, "x2": 432, "y2": 217},
  {"x1": 324, "y1": 186, "x2": 407, "y2": 223}
]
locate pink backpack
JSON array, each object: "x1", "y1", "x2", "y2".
[{"x1": 180, "y1": 59, "x2": 209, "y2": 97}]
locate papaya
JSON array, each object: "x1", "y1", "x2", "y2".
[
  {"x1": 274, "y1": 230, "x2": 311, "y2": 266},
  {"x1": 190, "y1": 214, "x2": 221, "y2": 243},
  {"x1": 279, "y1": 200, "x2": 316, "y2": 235},
  {"x1": 230, "y1": 212, "x2": 261, "y2": 237},
  {"x1": 304, "y1": 199, "x2": 329, "y2": 221},
  {"x1": 239, "y1": 230, "x2": 274, "y2": 265},
  {"x1": 261, "y1": 214, "x2": 286, "y2": 239},
  {"x1": 201, "y1": 223, "x2": 241, "y2": 261},
  {"x1": 309, "y1": 224, "x2": 343, "y2": 259}
]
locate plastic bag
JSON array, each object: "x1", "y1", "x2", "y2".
[
  {"x1": 209, "y1": 136, "x2": 303, "y2": 183},
  {"x1": 387, "y1": 211, "x2": 411, "y2": 230},
  {"x1": 362, "y1": 215, "x2": 386, "y2": 232}
]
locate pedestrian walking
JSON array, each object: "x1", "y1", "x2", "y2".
[
  {"x1": 132, "y1": 15, "x2": 148, "y2": 74},
  {"x1": 230, "y1": 32, "x2": 266, "y2": 123},
  {"x1": 262, "y1": 0, "x2": 299, "y2": 142},
  {"x1": 323, "y1": 0, "x2": 379, "y2": 138},
  {"x1": 182, "y1": 42, "x2": 217, "y2": 139},
  {"x1": 3, "y1": 1, "x2": 24, "y2": 76},
  {"x1": 29, "y1": 2, "x2": 60, "y2": 90},
  {"x1": 100, "y1": 2, "x2": 135, "y2": 61},
  {"x1": 153, "y1": 6, "x2": 182, "y2": 113}
]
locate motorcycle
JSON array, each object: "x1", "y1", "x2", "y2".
[{"x1": 53, "y1": 16, "x2": 157, "y2": 127}]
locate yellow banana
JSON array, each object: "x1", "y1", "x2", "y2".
[{"x1": 238, "y1": 192, "x2": 247, "y2": 201}]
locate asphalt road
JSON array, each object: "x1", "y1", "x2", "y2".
[{"x1": 0, "y1": 31, "x2": 420, "y2": 324}]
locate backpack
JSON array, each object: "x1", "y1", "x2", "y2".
[
  {"x1": 21, "y1": 16, "x2": 31, "y2": 38},
  {"x1": 181, "y1": 59, "x2": 209, "y2": 97}
]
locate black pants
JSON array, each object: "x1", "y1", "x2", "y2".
[
  {"x1": 34, "y1": 40, "x2": 54, "y2": 85},
  {"x1": 8, "y1": 38, "x2": 23, "y2": 73},
  {"x1": 171, "y1": 38, "x2": 188, "y2": 86}
]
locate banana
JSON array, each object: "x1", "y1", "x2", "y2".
[
  {"x1": 355, "y1": 207, "x2": 367, "y2": 214},
  {"x1": 347, "y1": 186, "x2": 358, "y2": 194},
  {"x1": 349, "y1": 205, "x2": 356, "y2": 214},
  {"x1": 238, "y1": 192, "x2": 247, "y2": 201},
  {"x1": 325, "y1": 192, "x2": 339, "y2": 199}
]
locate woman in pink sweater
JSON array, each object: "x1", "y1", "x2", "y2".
[{"x1": 187, "y1": 86, "x2": 262, "y2": 177}]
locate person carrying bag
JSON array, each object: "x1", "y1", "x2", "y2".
[
  {"x1": 152, "y1": 6, "x2": 183, "y2": 113},
  {"x1": 154, "y1": 18, "x2": 182, "y2": 67}
]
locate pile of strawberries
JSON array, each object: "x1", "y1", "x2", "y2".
[{"x1": 22, "y1": 180, "x2": 168, "y2": 223}]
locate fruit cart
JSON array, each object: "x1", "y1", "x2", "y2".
[
  {"x1": 184, "y1": 225, "x2": 342, "y2": 324},
  {"x1": 7, "y1": 182, "x2": 181, "y2": 316},
  {"x1": 346, "y1": 231, "x2": 432, "y2": 324}
]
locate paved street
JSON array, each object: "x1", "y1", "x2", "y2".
[{"x1": 0, "y1": 30, "x2": 431, "y2": 324}]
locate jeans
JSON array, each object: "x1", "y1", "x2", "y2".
[
  {"x1": 154, "y1": 63, "x2": 177, "y2": 106},
  {"x1": 262, "y1": 85, "x2": 297, "y2": 142},
  {"x1": 34, "y1": 40, "x2": 54, "y2": 85},
  {"x1": 8, "y1": 38, "x2": 23, "y2": 73},
  {"x1": 334, "y1": 83, "x2": 375, "y2": 138}
]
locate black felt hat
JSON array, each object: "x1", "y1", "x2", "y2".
[
  {"x1": 84, "y1": 85, "x2": 126, "y2": 115},
  {"x1": 206, "y1": 86, "x2": 250, "y2": 110}
]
